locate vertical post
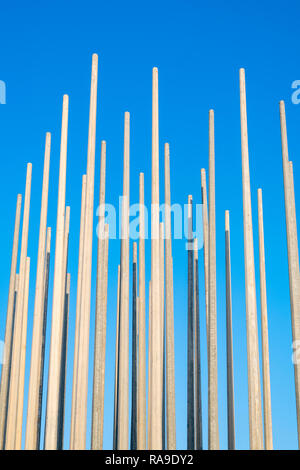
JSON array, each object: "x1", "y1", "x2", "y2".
[
  {"x1": 113, "y1": 265, "x2": 121, "y2": 449},
  {"x1": 148, "y1": 280, "x2": 152, "y2": 449},
  {"x1": 194, "y1": 238, "x2": 202, "y2": 450},
  {"x1": 159, "y1": 222, "x2": 165, "y2": 449},
  {"x1": 137, "y1": 173, "x2": 146, "y2": 449},
  {"x1": 239, "y1": 68, "x2": 263, "y2": 449},
  {"x1": 164, "y1": 143, "x2": 176, "y2": 450},
  {"x1": 150, "y1": 66, "x2": 162, "y2": 450},
  {"x1": 257, "y1": 190, "x2": 273, "y2": 449},
  {"x1": 70, "y1": 174, "x2": 87, "y2": 448},
  {"x1": 73, "y1": 53, "x2": 98, "y2": 449},
  {"x1": 225, "y1": 211, "x2": 235, "y2": 450},
  {"x1": 44, "y1": 94, "x2": 69, "y2": 449},
  {"x1": 117, "y1": 111, "x2": 130, "y2": 449},
  {"x1": 208, "y1": 110, "x2": 219, "y2": 450},
  {"x1": 187, "y1": 195, "x2": 194, "y2": 450},
  {"x1": 5, "y1": 163, "x2": 32, "y2": 450},
  {"x1": 26, "y1": 132, "x2": 51, "y2": 449},
  {"x1": 0, "y1": 193, "x2": 22, "y2": 449},
  {"x1": 131, "y1": 242, "x2": 138, "y2": 449},
  {"x1": 201, "y1": 169, "x2": 209, "y2": 352},
  {"x1": 92, "y1": 141, "x2": 108, "y2": 449}
]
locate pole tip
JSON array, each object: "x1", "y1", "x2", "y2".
[{"x1": 225, "y1": 210, "x2": 230, "y2": 230}]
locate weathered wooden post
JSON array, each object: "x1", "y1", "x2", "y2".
[
  {"x1": 193, "y1": 238, "x2": 202, "y2": 450},
  {"x1": 113, "y1": 265, "x2": 121, "y2": 449},
  {"x1": 131, "y1": 242, "x2": 138, "y2": 449},
  {"x1": 187, "y1": 195, "x2": 194, "y2": 450},
  {"x1": 201, "y1": 169, "x2": 209, "y2": 351}
]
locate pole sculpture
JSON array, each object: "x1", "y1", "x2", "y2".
[
  {"x1": 208, "y1": 110, "x2": 219, "y2": 450},
  {"x1": 164, "y1": 143, "x2": 176, "y2": 450},
  {"x1": 0, "y1": 193, "x2": 22, "y2": 449},
  {"x1": 131, "y1": 242, "x2": 138, "y2": 449},
  {"x1": 279, "y1": 100, "x2": 300, "y2": 446},
  {"x1": 193, "y1": 238, "x2": 202, "y2": 450},
  {"x1": 257, "y1": 189, "x2": 273, "y2": 450},
  {"x1": 160, "y1": 222, "x2": 165, "y2": 449},
  {"x1": 239, "y1": 68, "x2": 263, "y2": 449},
  {"x1": 92, "y1": 141, "x2": 108, "y2": 450},
  {"x1": 44, "y1": 94, "x2": 69, "y2": 449},
  {"x1": 5, "y1": 162, "x2": 32, "y2": 450},
  {"x1": 225, "y1": 211, "x2": 235, "y2": 450},
  {"x1": 150, "y1": 66, "x2": 162, "y2": 450},
  {"x1": 70, "y1": 174, "x2": 87, "y2": 448},
  {"x1": 26, "y1": 132, "x2": 51, "y2": 449},
  {"x1": 201, "y1": 169, "x2": 209, "y2": 351},
  {"x1": 113, "y1": 265, "x2": 121, "y2": 449},
  {"x1": 187, "y1": 195, "x2": 194, "y2": 450},
  {"x1": 117, "y1": 111, "x2": 130, "y2": 449},
  {"x1": 137, "y1": 172, "x2": 146, "y2": 449},
  {"x1": 148, "y1": 280, "x2": 152, "y2": 449}
]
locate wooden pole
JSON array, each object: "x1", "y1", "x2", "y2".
[
  {"x1": 44, "y1": 94, "x2": 69, "y2": 449},
  {"x1": 225, "y1": 211, "x2": 235, "y2": 450},
  {"x1": 257, "y1": 190, "x2": 273, "y2": 449},
  {"x1": 113, "y1": 265, "x2": 121, "y2": 449},
  {"x1": 137, "y1": 172, "x2": 146, "y2": 449},
  {"x1": 5, "y1": 163, "x2": 32, "y2": 449},
  {"x1": 131, "y1": 242, "x2": 138, "y2": 449},
  {"x1": 150, "y1": 66, "x2": 162, "y2": 450},
  {"x1": 187, "y1": 195, "x2": 194, "y2": 449},
  {"x1": 148, "y1": 280, "x2": 152, "y2": 449},
  {"x1": 92, "y1": 141, "x2": 108, "y2": 450},
  {"x1": 194, "y1": 238, "x2": 203, "y2": 450},
  {"x1": 160, "y1": 222, "x2": 165, "y2": 449},
  {"x1": 201, "y1": 169, "x2": 209, "y2": 353},
  {"x1": 279, "y1": 100, "x2": 300, "y2": 446},
  {"x1": 117, "y1": 111, "x2": 130, "y2": 449},
  {"x1": 70, "y1": 174, "x2": 87, "y2": 448},
  {"x1": 208, "y1": 110, "x2": 219, "y2": 450},
  {"x1": 26, "y1": 132, "x2": 51, "y2": 449},
  {"x1": 0, "y1": 193, "x2": 22, "y2": 449},
  {"x1": 164, "y1": 143, "x2": 176, "y2": 450},
  {"x1": 73, "y1": 53, "x2": 98, "y2": 449},
  {"x1": 239, "y1": 68, "x2": 263, "y2": 449}
]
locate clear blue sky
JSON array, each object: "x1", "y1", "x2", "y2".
[{"x1": 0, "y1": 0, "x2": 299, "y2": 450}]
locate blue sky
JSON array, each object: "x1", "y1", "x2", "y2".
[{"x1": 0, "y1": 0, "x2": 300, "y2": 450}]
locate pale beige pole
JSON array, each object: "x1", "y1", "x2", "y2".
[
  {"x1": 257, "y1": 190, "x2": 273, "y2": 450},
  {"x1": 70, "y1": 174, "x2": 86, "y2": 448},
  {"x1": 194, "y1": 238, "x2": 202, "y2": 450},
  {"x1": 280, "y1": 101, "x2": 300, "y2": 445},
  {"x1": 137, "y1": 173, "x2": 146, "y2": 449},
  {"x1": 208, "y1": 110, "x2": 219, "y2": 450},
  {"x1": 92, "y1": 223, "x2": 109, "y2": 449},
  {"x1": 92, "y1": 141, "x2": 107, "y2": 450},
  {"x1": 148, "y1": 280, "x2": 152, "y2": 449},
  {"x1": 14, "y1": 256, "x2": 30, "y2": 449},
  {"x1": 44, "y1": 94, "x2": 69, "y2": 449},
  {"x1": 150, "y1": 66, "x2": 162, "y2": 450},
  {"x1": 73, "y1": 53, "x2": 98, "y2": 449},
  {"x1": 239, "y1": 68, "x2": 263, "y2": 449},
  {"x1": 201, "y1": 169, "x2": 209, "y2": 351},
  {"x1": 0, "y1": 193, "x2": 22, "y2": 449},
  {"x1": 187, "y1": 195, "x2": 194, "y2": 450},
  {"x1": 159, "y1": 222, "x2": 165, "y2": 449},
  {"x1": 164, "y1": 143, "x2": 176, "y2": 450},
  {"x1": 5, "y1": 163, "x2": 32, "y2": 450},
  {"x1": 117, "y1": 111, "x2": 130, "y2": 449},
  {"x1": 225, "y1": 211, "x2": 235, "y2": 450},
  {"x1": 26, "y1": 132, "x2": 51, "y2": 449},
  {"x1": 131, "y1": 242, "x2": 138, "y2": 449},
  {"x1": 113, "y1": 265, "x2": 121, "y2": 449}
]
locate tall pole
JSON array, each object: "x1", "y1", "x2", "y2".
[
  {"x1": 257, "y1": 190, "x2": 273, "y2": 450},
  {"x1": 113, "y1": 265, "x2": 121, "y2": 449},
  {"x1": 5, "y1": 163, "x2": 32, "y2": 449},
  {"x1": 159, "y1": 222, "x2": 165, "y2": 449},
  {"x1": 194, "y1": 238, "x2": 202, "y2": 450},
  {"x1": 208, "y1": 110, "x2": 219, "y2": 450},
  {"x1": 92, "y1": 141, "x2": 108, "y2": 450},
  {"x1": 187, "y1": 195, "x2": 194, "y2": 449},
  {"x1": 164, "y1": 143, "x2": 176, "y2": 450},
  {"x1": 201, "y1": 169, "x2": 209, "y2": 351},
  {"x1": 137, "y1": 172, "x2": 146, "y2": 449},
  {"x1": 44, "y1": 94, "x2": 69, "y2": 449},
  {"x1": 26, "y1": 132, "x2": 51, "y2": 449},
  {"x1": 225, "y1": 211, "x2": 235, "y2": 450},
  {"x1": 117, "y1": 111, "x2": 130, "y2": 449},
  {"x1": 279, "y1": 100, "x2": 300, "y2": 446},
  {"x1": 70, "y1": 174, "x2": 87, "y2": 448},
  {"x1": 150, "y1": 66, "x2": 162, "y2": 450},
  {"x1": 0, "y1": 193, "x2": 22, "y2": 449},
  {"x1": 239, "y1": 68, "x2": 263, "y2": 449},
  {"x1": 73, "y1": 53, "x2": 98, "y2": 449},
  {"x1": 148, "y1": 280, "x2": 152, "y2": 449},
  {"x1": 131, "y1": 242, "x2": 138, "y2": 449}
]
